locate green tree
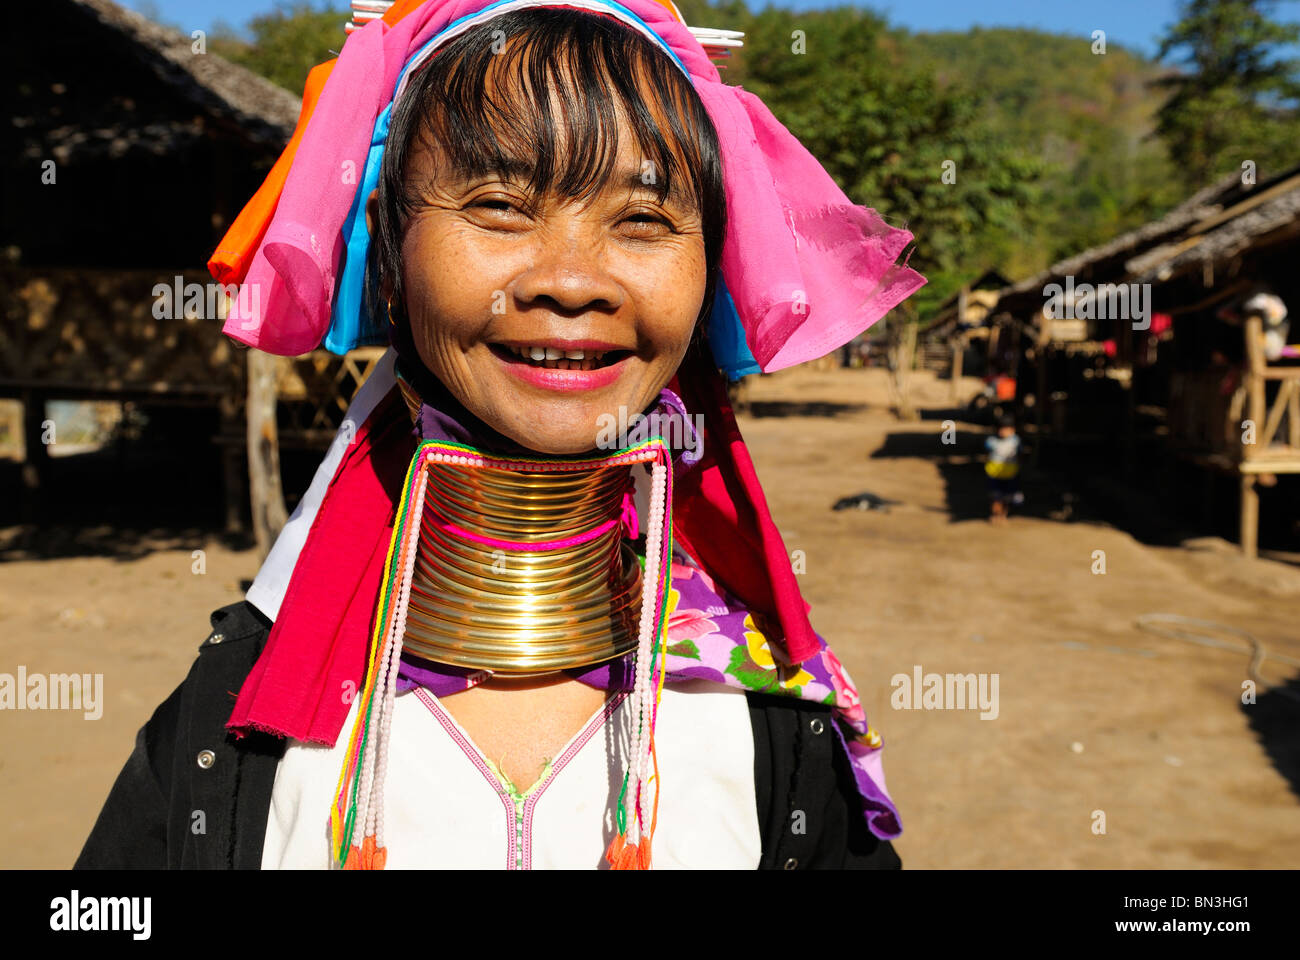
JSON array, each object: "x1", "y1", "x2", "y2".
[
  {"x1": 1154, "y1": 0, "x2": 1300, "y2": 186},
  {"x1": 722, "y1": 7, "x2": 1044, "y2": 314},
  {"x1": 211, "y1": 2, "x2": 348, "y2": 97}
]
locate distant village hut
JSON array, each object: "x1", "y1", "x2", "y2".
[
  {"x1": 982, "y1": 165, "x2": 1300, "y2": 556},
  {"x1": 2, "y1": 0, "x2": 383, "y2": 550}
]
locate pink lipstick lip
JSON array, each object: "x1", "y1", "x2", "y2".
[{"x1": 492, "y1": 348, "x2": 629, "y2": 392}]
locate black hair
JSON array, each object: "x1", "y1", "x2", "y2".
[{"x1": 365, "y1": 8, "x2": 727, "y2": 356}]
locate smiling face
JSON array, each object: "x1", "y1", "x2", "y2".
[{"x1": 367, "y1": 11, "x2": 722, "y2": 455}]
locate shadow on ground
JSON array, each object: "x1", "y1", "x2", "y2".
[
  {"x1": 1244, "y1": 675, "x2": 1300, "y2": 803},
  {"x1": 747, "y1": 399, "x2": 866, "y2": 419},
  {"x1": 856, "y1": 407, "x2": 1300, "y2": 555}
]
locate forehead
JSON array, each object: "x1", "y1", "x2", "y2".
[{"x1": 403, "y1": 30, "x2": 700, "y2": 209}]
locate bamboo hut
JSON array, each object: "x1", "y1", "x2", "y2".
[
  {"x1": 2, "y1": 0, "x2": 383, "y2": 550},
  {"x1": 977, "y1": 165, "x2": 1300, "y2": 556}
]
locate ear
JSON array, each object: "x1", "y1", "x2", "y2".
[
  {"x1": 364, "y1": 187, "x2": 380, "y2": 237},
  {"x1": 364, "y1": 188, "x2": 393, "y2": 302}
]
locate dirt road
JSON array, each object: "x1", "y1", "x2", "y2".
[{"x1": 2, "y1": 366, "x2": 1298, "y2": 867}]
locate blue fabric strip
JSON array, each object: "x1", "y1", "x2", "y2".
[
  {"x1": 708, "y1": 277, "x2": 760, "y2": 380},
  {"x1": 325, "y1": 104, "x2": 392, "y2": 354}
]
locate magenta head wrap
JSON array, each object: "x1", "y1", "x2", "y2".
[{"x1": 222, "y1": 0, "x2": 925, "y2": 371}]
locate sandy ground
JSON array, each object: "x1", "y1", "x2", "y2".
[{"x1": 2, "y1": 366, "x2": 1299, "y2": 868}]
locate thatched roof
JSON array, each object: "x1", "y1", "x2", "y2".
[
  {"x1": 1126, "y1": 170, "x2": 1300, "y2": 282},
  {"x1": 63, "y1": 0, "x2": 300, "y2": 149},
  {"x1": 980, "y1": 163, "x2": 1300, "y2": 323}
]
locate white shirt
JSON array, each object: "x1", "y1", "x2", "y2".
[{"x1": 261, "y1": 678, "x2": 762, "y2": 869}]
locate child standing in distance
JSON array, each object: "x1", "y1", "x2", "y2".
[{"x1": 985, "y1": 413, "x2": 1022, "y2": 525}]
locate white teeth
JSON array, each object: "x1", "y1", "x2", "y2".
[{"x1": 504, "y1": 344, "x2": 614, "y2": 365}]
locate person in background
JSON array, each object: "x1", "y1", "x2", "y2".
[{"x1": 985, "y1": 413, "x2": 1022, "y2": 525}]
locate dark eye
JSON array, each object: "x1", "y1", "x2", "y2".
[
  {"x1": 474, "y1": 198, "x2": 520, "y2": 214},
  {"x1": 622, "y1": 212, "x2": 671, "y2": 234}
]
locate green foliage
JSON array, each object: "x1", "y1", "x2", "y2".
[
  {"x1": 1154, "y1": 0, "x2": 1300, "y2": 185},
  {"x1": 720, "y1": 9, "x2": 1045, "y2": 313},
  {"x1": 902, "y1": 27, "x2": 1184, "y2": 273},
  {"x1": 210, "y1": 2, "x2": 348, "y2": 97}
]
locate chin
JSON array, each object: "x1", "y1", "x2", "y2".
[
  {"x1": 493, "y1": 412, "x2": 601, "y2": 456},
  {"x1": 496, "y1": 395, "x2": 633, "y2": 457}
]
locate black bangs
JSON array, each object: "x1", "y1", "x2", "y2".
[{"x1": 367, "y1": 7, "x2": 726, "y2": 337}]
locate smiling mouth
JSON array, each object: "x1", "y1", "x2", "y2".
[{"x1": 489, "y1": 343, "x2": 633, "y2": 372}]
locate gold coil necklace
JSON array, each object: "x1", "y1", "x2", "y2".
[{"x1": 401, "y1": 456, "x2": 645, "y2": 675}]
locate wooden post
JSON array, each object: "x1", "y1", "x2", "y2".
[
  {"x1": 1239, "y1": 315, "x2": 1265, "y2": 559},
  {"x1": 247, "y1": 350, "x2": 288, "y2": 563},
  {"x1": 1033, "y1": 312, "x2": 1049, "y2": 468},
  {"x1": 950, "y1": 334, "x2": 964, "y2": 404},
  {"x1": 1243, "y1": 315, "x2": 1265, "y2": 462},
  {"x1": 20, "y1": 389, "x2": 51, "y2": 522},
  {"x1": 896, "y1": 320, "x2": 918, "y2": 421},
  {"x1": 20, "y1": 389, "x2": 48, "y2": 493},
  {"x1": 1289, "y1": 377, "x2": 1300, "y2": 450},
  {"x1": 1240, "y1": 473, "x2": 1258, "y2": 559}
]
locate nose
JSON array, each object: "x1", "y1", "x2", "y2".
[{"x1": 510, "y1": 218, "x2": 625, "y2": 316}]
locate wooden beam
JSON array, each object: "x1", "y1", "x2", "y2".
[
  {"x1": 1259, "y1": 379, "x2": 1295, "y2": 448},
  {"x1": 1239, "y1": 473, "x2": 1258, "y2": 559}
]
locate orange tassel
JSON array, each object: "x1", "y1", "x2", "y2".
[
  {"x1": 342, "y1": 836, "x2": 388, "y2": 870},
  {"x1": 604, "y1": 832, "x2": 652, "y2": 870}
]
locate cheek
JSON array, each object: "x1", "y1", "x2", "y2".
[
  {"x1": 401, "y1": 225, "x2": 497, "y2": 347},
  {"x1": 635, "y1": 247, "x2": 708, "y2": 352}
]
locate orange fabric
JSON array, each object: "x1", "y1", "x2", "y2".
[
  {"x1": 207, "y1": 59, "x2": 338, "y2": 285},
  {"x1": 208, "y1": 0, "x2": 426, "y2": 286},
  {"x1": 647, "y1": 0, "x2": 684, "y2": 22}
]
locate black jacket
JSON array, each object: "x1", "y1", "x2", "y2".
[{"x1": 75, "y1": 601, "x2": 900, "y2": 870}]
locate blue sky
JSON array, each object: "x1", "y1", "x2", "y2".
[{"x1": 128, "y1": 0, "x2": 1185, "y2": 56}]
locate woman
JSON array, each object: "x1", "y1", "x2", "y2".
[{"x1": 76, "y1": 0, "x2": 924, "y2": 869}]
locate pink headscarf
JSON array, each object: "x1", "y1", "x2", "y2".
[{"x1": 223, "y1": 0, "x2": 924, "y2": 370}]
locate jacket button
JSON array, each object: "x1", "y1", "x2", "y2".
[
  {"x1": 208, "y1": 633, "x2": 225, "y2": 645},
  {"x1": 783, "y1": 857, "x2": 799, "y2": 870},
  {"x1": 196, "y1": 749, "x2": 216, "y2": 769},
  {"x1": 809, "y1": 718, "x2": 825, "y2": 735}
]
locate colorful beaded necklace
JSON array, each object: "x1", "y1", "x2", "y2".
[{"x1": 330, "y1": 434, "x2": 675, "y2": 870}]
